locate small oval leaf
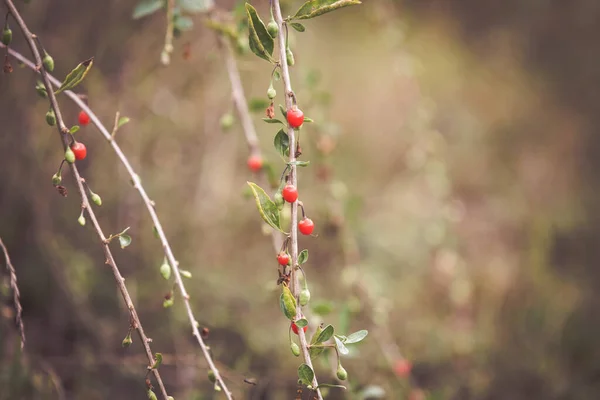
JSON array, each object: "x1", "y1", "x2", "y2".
[
  {"x1": 280, "y1": 285, "x2": 297, "y2": 320},
  {"x1": 315, "y1": 324, "x2": 334, "y2": 344},
  {"x1": 274, "y1": 129, "x2": 289, "y2": 158},
  {"x1": 298, "y1": 364, "x2": 314, "y2": 386},
  {"x1": 247, "y1": 182, "x2": 284, "y2": 232},
  {"x1": 119, "y1": 234, "x2": 132, "y2": 249},
  {"x1": 290, "y1": 22, "x2": 306, "y2": 32},
  {"x1": 69, "y1": 125, "x2": 80, "y2": 134},
  {"x1": 133, "y1": 0, "x2": 164, "y2": 19},
  {"x1": 55, "y1": 58, "x2": 94, "y2": 95},
  {"x1": 345, "y1": 329, "x2": 368, "y2": 344},
  {"x1": 262, "y1": 118, "x2": 284, "y2": 124},
  {"x1": 291, "y1": 0, "x2": 361, "y2": 20},
  {"x1": 295, "y1": 318, "x2": 308, "y2": 328},
  {"x1": 151, "y1": 353, "x2": 163, "y2": 369},
  {"x1": 298, "y1": 249, "x2": 309, "y2": 264},
  {"x1": 334, "y1": 335, "x2": 349, "y2": 355},
  {"x1": 245, "y1": 3, "x2": 275, "y2": 62},
  {"x1": 118, "y1": 116, "x2": 130, "y2": 128}
]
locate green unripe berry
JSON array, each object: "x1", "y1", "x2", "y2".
[
  {"x1": 236, "y1": 37, "x2": 249, "y2": 55},
  {"x1": 52, "y1": 173, "x2": 61, "y2": 185},
  {"x1": 122, "y1": 333, "x2": 132, "y2": 347},
  {"x1": 208, "y1": 370, "x2": 216, "y2": 383},
  {"x1": 336, "y1": 365, "x2": 348, "y2": 381},
  {"x1": 267, "y1": 86, "x2": 276, "y2": 100},
  {"x1": 1, "y1": 27, "x2": 12, "y2": 46},
  {"x1": 286, "y1": 48, "x2": 295, "y2": 66},
  {"x1": 267, "y1": 20, "x2": 278, "y2": 38},
  {"x1": 220, "y1": 113, "x2": 234, "y2": 131},
  {"x1": 160, "y1": 262, "x2": 171, "y2": 280},
  {"x1": 290, "y1": 342, "x2": 300, "y2": 357},
  {"x1": 299, "y1": 288, "x2": 311, "y2": 306},
  {"x1": 42, "y1": 52, "x2": 54, "y2": 72},
  {"x1": 36, "y1": 83, "x2": 48, "y2": 98},
  {"x1": 46, "y1": 109, "x2": 56, "y2": 126},
  {"x1": 147, "y1": 390, "x2": 158, "y2": 400},
  {"x1": 78, "y1": 214, "x2": 86, "y2": 226},
  {"x1": 91, "y1": 193, "x2": 102, "y2": 206},
  {"x1": 65, "y1": 147, "x2": 76, "y2": 164}
]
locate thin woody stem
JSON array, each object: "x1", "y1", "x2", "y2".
[
  {"x1": 1, "y1": 40, "x2": 234, "y2": 399},
  {"x1": 3, "y1": 1, "x2": 171, "y2": 397},
  {"x1": 271, "y1": 0, "x2": 323, "y2": 398},
  {"x1": 0, "y1": 237, "x2": 25, "y2": 350}
]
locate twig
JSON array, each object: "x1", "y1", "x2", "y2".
[
  {"x1": 215, "y1": 31, "x2": 284, "y2": 252},
  {"x1": 161, "y1": 0, "x2": 175, "y2": 65},
  {"x1": 0, "y1": 237, "x2": 26, "y2": 350},
  {"x1": 3, "y1": 1, "x2": 170, "y2": 398},
  {"x1": 1, "y1": 32, "x2": 233, "y2": 400},
  {"x1": 271, "y1": 1, "x2": 323, "y2": 397}
]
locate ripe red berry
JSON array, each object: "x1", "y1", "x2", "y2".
[
  {"x1": 282, "y1": 184, "x2": 298, "y2": 203},
  {"x1": 291, "y1": 322, "x2": 307, "y2": 335},
  {"x1": 298, "y1": 217, "x2": 314, "y2": 235},
  {"x1": 78, "y1": 110, "x2": 90, "y2": 126},
  {"x1": 247, "y1": 155, "x2": 263, "y2": 172},
  {"x1": 71, "y1": 142, "x2": 87, "y2": 160},
  {"x1": 277, "y1": 252, "x2": 290, "y2": 266},
  {"x1": 286, "y1": 107, "x2": 304, "y2": 128},
  {"x1": 393, "y1": 359, "x2": 412, "y2": 378}
]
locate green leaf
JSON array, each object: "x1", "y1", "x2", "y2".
[
  {"x1": 178, "y1": 0, "x2": 213, "y2": 13},
  {"x1": 280, "y1": 285, "x2": 297, "y2": 320},
  {"x1": 262, "y1": 118, "x2": 284, "y2": 124},
  {"x1": 318, "y1": 383, "x2": 347, "y2": 390},
  {"x1": 345, "y1": 329, "x2": 368, "y2": 344},
  {"x1": 119, "y1": 234, "x2": 132, "y2": 249},
  {"x1": 334, "y1": 335, "x2": 349, "y2": 355},
  {"x1": 304, "y1": 117, "x2": 314, "y2": 123},
  {"x1": 315, "y1": 324, "x2": 334, "y2": 344},
  {"x1": 290, "y1": 22, "x2": 306, "y2": 32},
  {"x1": 69, "y1": 125, "x2": 80, "y2": 134},
  {"x1": 55, "y1": 57, "x2": 94, "y2": 95},
  {"x1": 279, "y1": 104, "x2": 287, "y2": 118},
  {"x1": 247, "y1": 182, "x2": 284, "y2": 232},
  {"x1": 133, "y1": 0, "x2": 164, "y2": 19},
  {"x1": 151, "y1": 353, "x2": 163, "y2": 369},
  {"x1": 298, "y1": 249, "x2": 308, "y2": 264},
  {"x1": 298, "y1": 364, "x2": 314, "y2": 386},
  {"x1": 245, "y1": 3, "x2": 274, "y2": 62},
  {"x1": 118, "y1": 116, "x2": 130, "y2": 128},
  {"x1": 248, "y1": 97, "x2": 270, "y2": 112},
  {"x1": 288, "y1": 160, "x2": 310, "y2": 167},
  {"x1": 295, "y1": 318, "x2": 308, "y2": 328},
  {"x1": 291, "y1": 0, "x2": 361, "y2": 20},
  {"x1": 273, "y1": 129, "x2": 289, "y2": 158}
]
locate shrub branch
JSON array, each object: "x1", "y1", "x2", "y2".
[
  {"x1": 1, "y1": 30, "x2": 234, "y2": 400},
  {"x1": 3, "y1": 1, "x2": 170, "y2": 398},
  {"x1": 0, "y1": 237, "x2": 26, "y2": 350},
  {"x1": 272, "y1": 0, "x2": 323, "y2": 397}
]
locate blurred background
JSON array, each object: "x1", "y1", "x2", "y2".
[{"x1": 1, "y1": 0, "x2": 599, "y2": 399}]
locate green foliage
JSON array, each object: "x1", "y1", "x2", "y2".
[
  {"x1": 280, "y1": 285, "x2": 297, "y2": 320},
  {"x1": 132, "y1": 0, "x2": 164, "y2": 19},
  {"x1": 55, "y1": 57, "x2": 94, "y2": 95},
  {"x1": 274, "y1": 129, "x2": 289, "y2": 158},
  {"x1": 290, "y1": 0, "x2": 361, "y2": 20},
  {"x1": 247, "y1": 181, "x2": 284, "y2": 232},
  {"x1": 297, "y1": 363, "x2": 315, "y2": 386},
  {"x1": 245, "y1": 3, "x2": 274, "y2": 62}
]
